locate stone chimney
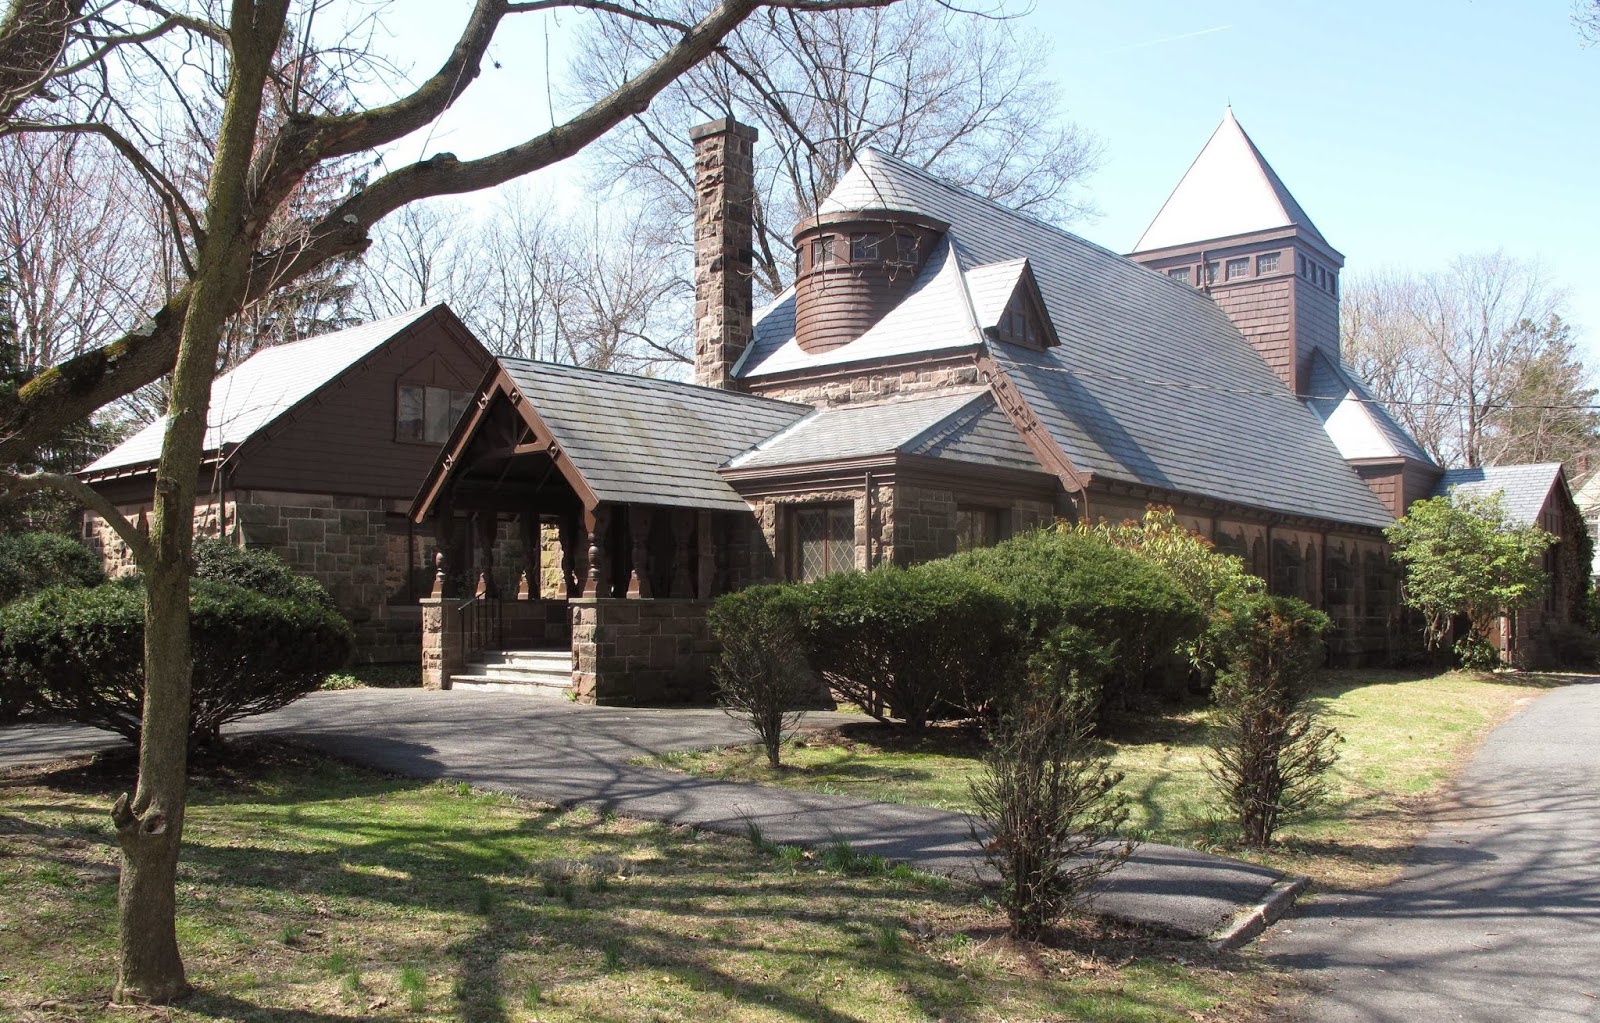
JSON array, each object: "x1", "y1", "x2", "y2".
[{"x1": 691, "y1": 117, "x2": 757, "y2": 390}]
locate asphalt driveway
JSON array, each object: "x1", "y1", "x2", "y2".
[{"x1": 1261, "y1": 679, "x2": 1600, "y2": 1022}]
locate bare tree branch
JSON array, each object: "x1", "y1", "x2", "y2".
[{"x1": 3, "y1": 469, "x2": 152, "y2": 561}]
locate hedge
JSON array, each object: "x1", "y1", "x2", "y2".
[{"x1": 0, "y1": 531, "x2": 105, "y2": 604}]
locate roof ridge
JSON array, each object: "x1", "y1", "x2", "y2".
[{"x1": 496, "y1": 356, "x2": 808, "y2": 409}]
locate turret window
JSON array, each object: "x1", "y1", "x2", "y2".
[
  {"x1": 890, "y1": 231, "x2": 918, "y2": 265},
  {"x1": 850, "y1": 232, "x2": 883, "y2": 261},
  {"x1": 810, "y1": 235, "x2": 836, "y2": 267}
]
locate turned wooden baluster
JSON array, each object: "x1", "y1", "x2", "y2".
[{"x1": 626, "y1": 505, "x2": 653, "y2": 599}]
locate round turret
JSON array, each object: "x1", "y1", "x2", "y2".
[{"x1": 791, "y1": 209, "x2": 948, "y2": 354}]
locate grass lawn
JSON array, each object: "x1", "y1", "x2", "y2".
[
  {"x1": 0, "y1": 740, "x2": 1283, "y2": 1022},
  {"x1": 646, "y1": 669, "x2": 1567, "y2": 889}
]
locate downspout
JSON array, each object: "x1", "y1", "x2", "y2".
[{"x1": 864, "y1": 470, "x2": 876, "y2": 569}]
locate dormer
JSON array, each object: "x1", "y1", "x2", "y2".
[
  {"x1": 966, "y1": 258, "x2": 1059, "y2": 352},
  {"x1": 791, "y1": 208, "x2": 948, "y2": 354}
]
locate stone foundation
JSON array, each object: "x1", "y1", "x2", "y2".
[{"x1": 571, "y1": 598, "x2": 716, "y2": 706}]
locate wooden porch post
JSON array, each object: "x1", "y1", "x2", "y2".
[
  {"x1": 583, "y1": 505, "x2": 611, "y2": 599},
  {"x1": 697, "y1": 510, "x2": 717, "y2": 599},
  {"x1": 430, "y1": 497, "x2": 454, "y2": 598},
  {"x1": 627, "y1": 505, "x2": 654, "y2": 599},
  {"x1": 670, "y1": 509, "x2": 694, "y2": 598},
  {"x1": 475, "y1": 510, "x2": 499, "y2": 598},
  {"x1": 517, "y1": 511, "x2": 539, "y2": 600}
]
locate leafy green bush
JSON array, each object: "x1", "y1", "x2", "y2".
[
  {"x1": 948, "y1": 529, "x2": 1203, "y2": 716},
  {"x1": 1084, "y1": 508, "x2": 1264, "y2": 684},
  {"x1": 790, "y1": 563, "x2": 1016, "y2": 729},
  {"x1": 192, "y1": 537, "x2": 335, "y2": 609},
  {"x1": 1528, "y1": 621, "x2": 1600, "y2": 670},
  {"x1": 708, "y1": 584, "x2": 818, "y2": 767},
  {"x1": 1207, "y1": 595, "x2": 1341, "y2": 848},
  {"x1": 0, "y1": 531, "x2": 105, "y2": 603},
  {"x1": 0, "y1": 579, "x2": 354, "y2": 745}
]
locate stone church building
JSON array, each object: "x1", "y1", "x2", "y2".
[{"x1": 82, "y1": 111, "x2": 1585, "y2": 694}]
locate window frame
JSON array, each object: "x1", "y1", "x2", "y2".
[
  {"x1": 1257, "y1": 251, "x2": 1281, "y2": 275},
  {"x1": 788, "y1": 502, "x2": 855, "y2": 582},
  {"x1": 397, "y1": 383, "x2": 474, "y2": 445},
  {"x1": 1225, "y1": 257, "x2": 1250, "y2": 281}
]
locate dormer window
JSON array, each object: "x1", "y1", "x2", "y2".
[
  {"x1": 998, "y1": 305, "x2": 1041, "y2": 346},
  {"x1": 850, "y1": 232, "x2": 882, "y2": 261}
]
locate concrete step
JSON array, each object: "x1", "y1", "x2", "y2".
[
  {"x1": 476, "y1": 648, "x2": 572, "y2": 670},
  {"x1": 449, "y1": 674, "x2": 570, "y2": 697}
]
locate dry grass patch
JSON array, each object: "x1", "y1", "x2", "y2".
[
  {"x1": 0, "y1": 739, "x2": 1282, "y2": 1022},
  {"x1": 650, "y1": 669, "x2": 1570, "y2": 888}
]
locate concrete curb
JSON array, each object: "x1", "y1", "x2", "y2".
[{"x1": 1209, "y1": 874, "x2": 1309, "y2": 951}]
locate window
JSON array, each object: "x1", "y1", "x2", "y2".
[
  {"x1": 890, "y1": 231, "x2": 917, "y2": 265},
  {"x1": 1257, "y1": 251, "x2": 1280, "y2": 274},
  {"x1": 850, "y1": 232, "x2": 883, "y2": 261},
  {"x1": 811, "y1": 235, "x2": 835, "y2": 267},
  {"x1": 955, "y1": 507, "x2": 1002, "y2": 552},
  {"x1": 398, "y1": 385, "x2": 473, "y2": 444},
  {"x1": 1167, "y1": 266, "x2": 1193, "y2": 285},
  {"x1": 998, "y1": 304, "x2": 1042, "y2": 346},
  {"x1": 1226, "y1": 257, "x2": 1250, "y2": 281},
  {"x1": 1203, "y1": 261, "x2": 1220, "y2": 285},
  {"x1": 791, "y1": 504, "x2": 854, "y2": 581}
]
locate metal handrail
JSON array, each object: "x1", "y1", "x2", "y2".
[{"x1": 455, "y1": 590, "x2": 503, "y2": 660}]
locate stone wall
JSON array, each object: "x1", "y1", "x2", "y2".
[
  {"x1": 747, "y1": 359, "x2": 982, "y2": 408},
  {"x1": 571, "y1": 598, "x2": 717, "y2": 705}
]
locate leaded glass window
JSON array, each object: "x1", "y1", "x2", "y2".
[{"x1": 792, "y1": 504, "x2": 854, "y2": 581}]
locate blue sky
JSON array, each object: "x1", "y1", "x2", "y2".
[{"x1": 368, "y1": 1, "x2": 1599, "y2": 355}]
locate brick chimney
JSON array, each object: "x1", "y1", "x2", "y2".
[{"x1": 691, "y1": 117, "x2": 757, "y2": 390}]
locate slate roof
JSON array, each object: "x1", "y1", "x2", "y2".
[
  {"x1": 1432, "y1": 463, "x2": 1564, "y2": 526},
  {"x1": 1133, "y1": 109, "x2": 1328, "y2": 252},
  {"x1": 742, "y1": 149, "x2": 1393, "y2": 529},
  {"x1": 726, "y1": 389, "x2": 1041, "y2": 474},
  {"x1": 500, "y1": 359, "x2": 808, "y2": 511},
  {"x1": 83, "y1": 305, "x2": 441, "y2": 476},
  {"x1": 1303, "y1": 349, "x2": 1435, "y2": 464},
  {"x1": 738, "y1": 235, "x2": 982, "y2": 378}
]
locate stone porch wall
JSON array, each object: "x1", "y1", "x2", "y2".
[{"x1": 571, "y1": 598, "x2": 716, "y2": 706}]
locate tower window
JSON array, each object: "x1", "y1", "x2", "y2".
[
  {"x1": 811, "y1": 235, "x2": 835, "y2": 267},
  {"x1": 1226, "y1": 257, "x2": 1250, "y2": 281},
  {"x1": 850, "y1": 233, "x2": 882, "y2": 261},
  {"x1": 1167, "y1": 266, "x2": 1193, "y2": 285},
  {"x1": 1204, "y1": 261, "x2": 1220, "y2": 285},
  {"x1": 890, "y1": 231, "x2": 918, "y2": 265},
  {"x1": 1257, "y1": 252, "x2": 1280, "y2": 274}
]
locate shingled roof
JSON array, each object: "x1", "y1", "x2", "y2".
[
  {"x1": 83, "y1": 305, "x2": 445, "y2": 477},
  {"x1": 1303, "y1": 350, "x2": 1435, "y2": 464},
  {"x1": 1133, "y1": 108, "x2": 1327, "y2": 252},
  {"x1": 738, "y1": 149, "x2": 1394, "y2": 529},
  {"x1": 500, "y1": 359, "x2": 808, "y2": 511},
  {"x1": 1432, "y1": 463, "x2": 1565, "y2": 527},
  {"x1": 726, "y1": 389, "x2": 1041, "y2": 474}
]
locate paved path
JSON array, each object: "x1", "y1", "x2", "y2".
[
  {"x1": 1261, "y1": 680, "x2": 1600, "y2": 1022},
  {"x1": 2, "y1": 688, "x2": 1283, "y2": 939}
]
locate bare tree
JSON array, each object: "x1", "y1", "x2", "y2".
[
  {"x1": 576, "y1": 0, "x2": 1100, "y2": 301},
  {"x1": 0, "y1": 0, "x2": 905, "y2": 1003},
  {"x1": 1578, "y1": 0, "x2": 1600, "y2": 44},
  {"x1": 1342, "y1": 251, "x2": 1586, "y2": 469},
  {"x1": 354, "y1": 200, "x2": 488, "y2": 323}
]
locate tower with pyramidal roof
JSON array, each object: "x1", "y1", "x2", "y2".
[{"x1": 1129, "y1": 108, "x2": 1343, "y2": 397}]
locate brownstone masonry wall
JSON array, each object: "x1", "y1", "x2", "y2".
[
  {"x1": 691, "y1": 118, "x2": 757, "y2": 390},
  {"x1": 571, "y1": 598, "x2": 717, "y2": 706},
  {"x1": 747, "y1": 359, "x2": 982, "y2": 408}
]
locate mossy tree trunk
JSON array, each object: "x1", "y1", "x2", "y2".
[{"x1": 109, "y1": 0, "x2": 288, "y2": 1003}]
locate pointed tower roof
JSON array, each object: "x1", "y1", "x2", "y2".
[{"x1": 1133, "y1": 109, "x2": 1327, "y2": 253}]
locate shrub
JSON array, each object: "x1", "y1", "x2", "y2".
[
  {"x1": 708, "y1": 584, "x2": 816, "y2": 768},
  {"x1": 1206, "y1": 595, "x2": 1341, "y2": 848},
  {"x1": 1527, "y1": 621, "x2": 1600, "y2": 671},
  {"x1": 791, "y1": 563, "x2": 1016, "y2": 729},
  {"x1": 0, "y1": 530, "x2": 105, "y2": 604},
  {"x1": 0, "y1": 579, "x2": 354, "y2": 746},
  {"x1": 1084, "y1": 508, "x2": 1264, "y2": 684},
  {"x1": 948, "y1": 529, "x2": 1203, "y2": 717},
  {"x1": 192, "y1": 537, "x2": 336, "y2": 609},
  {"x1": 969, "y1": 671, "x2": 1134, "y2": 941}
]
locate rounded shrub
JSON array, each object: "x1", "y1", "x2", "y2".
[
  {"x1": 790, "y1": 562, "x2": 1017, "y2": 729},
  {"x1": 707, "y1": 583, "x2": 818, "y2": 767},
  {"x1": 0, "y1": 530, "x2": 105, "y2": 604},
  {"x1": 947, "y1": 528, "x2": 1204, "y2": 716},
  {"x1": 0, "y1": 578, "x2": 354, "y2": 745},
  {"x1": 192, "y1": 537, "x2": 335, "y2": 609}
]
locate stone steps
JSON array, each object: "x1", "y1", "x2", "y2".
[{"x1": 450, "y1": 647, "x2": 572, "y2": 697}]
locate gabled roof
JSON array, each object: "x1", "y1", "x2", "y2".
[
  {"x1": 1133, "y1": 109, "x2": 1327, "y2": 253},
  {"x1": 725, "y1": 389, "x2": 1041, "y2": 474},
  {"x1": 1303, "y1": 349, "x2": 1435, "y2": 464},
  {"x1": 500, "y1": 359, "x2": 808, "y2": 511},
  {"x1": 83, "y1": 305, "x2": 448, "y2": 477},
  {"x1": 1432, "y1": 463, "x2": 1565, "y2": 527},
  {"x1": 770, "y1": 149, "x2": 1392, "y2": 529}
]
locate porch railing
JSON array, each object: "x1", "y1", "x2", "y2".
[{"x1": 456, "y1": 592, "x2": 503, "y2": 661}]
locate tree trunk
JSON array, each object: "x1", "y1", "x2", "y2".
[{"x1": 109, "y1": 0, "x2": 289, "y2": 1003}]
